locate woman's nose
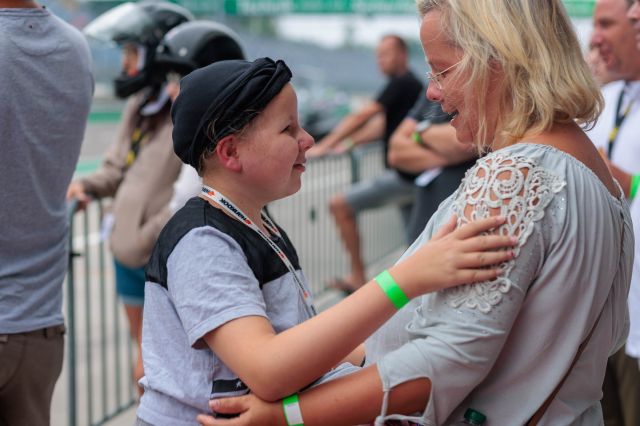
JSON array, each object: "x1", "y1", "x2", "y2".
[{"x1": 426, "y1": 82, "x2": 443, "y2": 103}]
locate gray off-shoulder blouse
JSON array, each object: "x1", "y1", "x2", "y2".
[{"x1": 365, "y1": 143, "x2": 633, "y2": 426}]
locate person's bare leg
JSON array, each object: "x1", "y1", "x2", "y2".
[
  {"x1": 330, "y1": 194, "x2": 366, "y2": 291},
  {"x1": 124, "y1": 304, "x2": 144, "y2": 397}
]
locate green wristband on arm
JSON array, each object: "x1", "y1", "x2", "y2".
[
  {"x1": 375, "y1": 270, "x2": 410, "y2": 310},
  {"x1": 630, "y1": 174, "x2": 640, "y2": 200},
  {"x1": 412, "y1": 131, "x2": 425, "y2": 146},
  {"x1": 344, "y1": 137, "x2": 355, "y2": 151},
  {"x1": 282, "y1": 393, "x2": 304, "y2": 426}
]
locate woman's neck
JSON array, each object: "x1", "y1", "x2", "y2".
[{"x1": 521, "y1": 121, "x2": 580, "y2": 147}]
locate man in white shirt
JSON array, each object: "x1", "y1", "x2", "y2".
[
  {"x1": 590, "y1": 0, "x2": 640, "y2": 194},
  {"x1": 625, "y1": 0, "x2": 640, "y2": 372},
  {"x1": 589, "y1": 0, "x2": 640, "y2": 424}
]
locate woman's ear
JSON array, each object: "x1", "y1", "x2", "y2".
[{"x1": 215, "y1": 135, "x2": 242, "y2": 172}]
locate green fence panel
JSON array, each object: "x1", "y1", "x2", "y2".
[
  {"x1": 564, "y1": 0, "x2": 596, "y2": 17},
  {"x1": 214, "y1": 0, "x2": 595, "y2": 16},
  {"x1": 83, "y1": 0, "x2": 596, "y2": 17}
]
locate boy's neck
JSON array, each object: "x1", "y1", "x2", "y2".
[{"x1": 201, "y1": 178, "x2": 268, "y2": 234}]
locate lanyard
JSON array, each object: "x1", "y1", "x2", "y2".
[
  {"x1": 607, "y1": 85, "x2": 632, "y2": 158},
  {"x1": 200, "y1": 185, "x2": 316, "y2": 315},
  {"x1": 126, "y1": 116, "x2": 150, "y2": 167}
]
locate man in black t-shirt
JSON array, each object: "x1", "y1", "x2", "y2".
[
  {"x1": 388, "y1": 95, "x2": 476, "y2": 242},
  {"x1": 308, "y1": 35, "x2": 422, "y2": 292}
]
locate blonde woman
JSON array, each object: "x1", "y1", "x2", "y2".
[{"x1": 198, "y1": 1, "x2": 633, "y2": 425}]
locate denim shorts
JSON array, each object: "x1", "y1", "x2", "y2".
[{"x1": 114, "y1": 259, "x2": 146, "y2": 306}]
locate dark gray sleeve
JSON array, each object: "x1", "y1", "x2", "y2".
[{"x1": 407, "y1": 95, "x2": 450, "y2": 124}]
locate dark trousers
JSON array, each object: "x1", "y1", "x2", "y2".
[
  {"x1": 0, "y1": 325, "x2": 65, "y2": 426},
  {"x1": 601, "y1": 346, "x2": 640, "y2": 426}
]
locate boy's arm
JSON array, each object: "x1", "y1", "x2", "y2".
[
  {"x1": 203, "y1": 282, "x2": 397, "y2": 401},
  {"x1": 202, "y1": 216, "x2": 514, "y2": 401},
  {"x1": 341, "y1": 344, "x2": 366, "y2": 367}
]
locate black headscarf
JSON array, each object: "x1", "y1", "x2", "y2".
[{"x1": 172, "y1": 57, "x2": 292, "y2": 169}]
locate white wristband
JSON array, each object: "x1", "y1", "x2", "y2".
[{"x1": 282, "y1": 394, "x2": 304, "y2": 425}]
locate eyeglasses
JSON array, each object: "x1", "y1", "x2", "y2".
[{"x1": 426, "y1": 60, "x2": 462, "y2": 90}]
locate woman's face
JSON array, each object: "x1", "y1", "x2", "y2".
[
  {"x1": 421, "y1": 10, "x2": 502, "y2": 147},
  {"x1": 238, "y1": 83, "x2": 314, "y2": 202}
]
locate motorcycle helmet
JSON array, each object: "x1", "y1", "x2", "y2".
[
  {"x1": 84, "y1": 1, "x2": 194, "y2": 98},
  {"x1": 155, "y1": 20, "x2": 246, "y2": 77}
]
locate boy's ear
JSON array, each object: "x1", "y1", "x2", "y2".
[{"x1": 215, "y1": 134, "x2": 242, "y2": 172}]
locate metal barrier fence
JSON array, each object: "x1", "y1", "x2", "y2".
[
  {"x1": 59, "y1": 142, "x2": 407, "y2": 426},
  {"x1": 62, "y1": 200, "x2": 137, "y2": 426},
  {"x1": 269, "y1": 143, "x2": 409, "y2": 295}
]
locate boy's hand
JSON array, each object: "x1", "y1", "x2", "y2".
[
  {"x1": 197, "y1": 395, "x2": 283, "y2": 426},
  {"x1": 389, "y1": 215, "x2": 517, "y2": 298}
]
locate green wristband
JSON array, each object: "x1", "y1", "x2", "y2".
[
  {"x1": 630, "y1": 174, "x2": 640, "y2": 200},
  {"x1": 375, "y1": 269, "x2": 410, "y2": 309},
  {"x1": 344, "y1": 137, "x2": 355, "y2": 151},
  {"x1": 412, "y1": 131, "x2": 424, "y2": 146},
  {"x1": 282, "y1": 393, "x2": 304, "y2": 426}
]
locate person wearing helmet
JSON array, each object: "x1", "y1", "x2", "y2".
[
  {"x1": 83, "y1": 1, "x2": 194, "y2": 99},
  {"x1": 66, "y1": 1, "x2": 192, "y2": 396},
  {"x1": 156, "y1": 20, "x2": 247, "y2": 214}
]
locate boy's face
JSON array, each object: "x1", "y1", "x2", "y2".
[{"x1": 237, "y1": 83, "x2": 314, "y2": 203}]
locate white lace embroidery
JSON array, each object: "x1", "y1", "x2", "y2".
[{"x1": 447, "y1": 151, "x2": 566, "y2": 313}]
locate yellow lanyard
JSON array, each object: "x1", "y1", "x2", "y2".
[
  {"x1": 126, "y1": 126, "x2": 149, "y2": 167},
  {"x1": 607, "y1": 86, "x2": 632, "y2": 158}
]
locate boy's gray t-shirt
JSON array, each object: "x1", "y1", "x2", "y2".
[
  {"x1": 0, "y1": 7, "x2": 93, "y2": 333},
  {"x1": 138, "y1": 217, "x2": 358, "y2": 426}
]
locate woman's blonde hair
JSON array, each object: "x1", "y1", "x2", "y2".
[{"x1": 417, "y1": 0, "x2": 603, "y2": 150}]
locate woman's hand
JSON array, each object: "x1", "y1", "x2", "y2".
[
  {"x1": 389, "y1": 215, "x2": 517, "y2": 298},
  {"x1": 197, "y1": 395, "x2": 283, "y2": 426},
  {"x1": 66, "y1": 180, "x2": 91, "y2": 211}
]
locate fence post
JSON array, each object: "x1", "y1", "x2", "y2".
[
  {"x1": 66, "y1": 201, "x2": 78, "y2": 426},
  {"x1": 349, "y1": 149, "x2": 360, "y2": 184}
]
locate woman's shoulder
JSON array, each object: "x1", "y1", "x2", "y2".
[
  {"x1": 479, "y1": 141, "x2": 572, "y2": 169},
  {"x1": 458, "y1": 143, "x2": 567, "y2": 207},
  {"x1": 466, "y1": 142, "x2": 618, "y2": 196},
  {"x1": 488, "y1": 142, "x2": 623, "y2": 202},
  {"x1": 454, "y1": 140, "x2": 623, "y2": 240}
]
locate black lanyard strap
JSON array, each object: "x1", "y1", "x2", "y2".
[{"x1": 607, "y1": 84, "x2": 631, "y2": 158}]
